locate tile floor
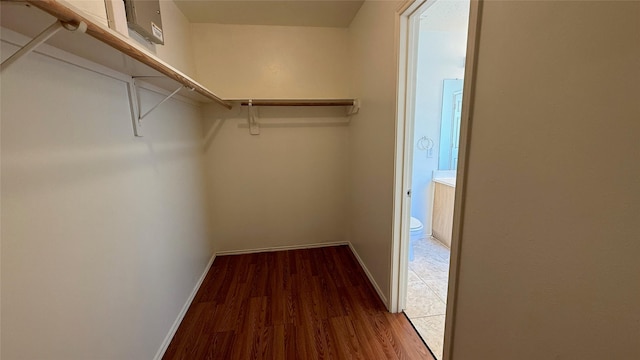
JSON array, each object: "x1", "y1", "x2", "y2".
[{"x1": 405, "y1": 236, "x2": 451, "y2": 360}]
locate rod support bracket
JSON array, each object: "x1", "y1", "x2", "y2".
[
  {"x1": 0, "y1": 20, "x2": 88, "y2": 73},
  {"x1": 248, "y1": 99, "x2": 260, "y2": 135},
  {"x1": 61, "y1": 20, "x2": 88, "y2": 33},
  {"x1": 347, "y1": 99, "x2": 360, "y2": 116}
]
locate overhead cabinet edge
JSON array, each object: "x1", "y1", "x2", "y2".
[
  {"x1": 3, "y1": 1, "x2": 360, "y2": 115},
  {"x1": 20, "y1": 0, "x2": 232, "y2": 109}
]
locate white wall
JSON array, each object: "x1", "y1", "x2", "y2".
[
  {"x1": 347, "y1": 0, "x2": 402, "y2": 305},
  {"x1": 450, "y1": 1, "x2": 640, "y2": 359},
  {"x1": 411, "y1": 27, "x2": 467, "y2": 234},
  {"x1": 191, "y1": 24, "x2": 350, "y2": 252},
  {"x1": 0, "y1": 37, "x2": 212, "y2": 359}
]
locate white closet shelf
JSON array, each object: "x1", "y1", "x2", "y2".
[
  {"x1": 0, "y1": 0, "x2": 232, "y2": 109},
  {"x1": 1, "y1": 1, "x2": 359, "y2": 116}
]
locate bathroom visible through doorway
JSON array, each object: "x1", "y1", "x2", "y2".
[{"x1": 394, "y1": 0, "x2": 472, "y2": 359}]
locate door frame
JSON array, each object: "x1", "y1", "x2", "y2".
[{"x1": 390, "y1": 0, "x2": 483, "y2": 359}]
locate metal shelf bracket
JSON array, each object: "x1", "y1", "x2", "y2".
[
  {"x1": 1, "y1": 20, "x2": 87, "y2": 73},
  {"x1": 347, "y1": 99, "x2": 360, "y2": 116},
  {"x1": 248, "y1": 100, "x2": 260, "y2": 135},
  {"x1": 127, "y1": 78, "x2": 183, "y2": 137}
]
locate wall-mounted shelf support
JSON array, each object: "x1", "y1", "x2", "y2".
[
  {"x1": 1, "y1": 19, "x2": 86, "y2": 73},
  {"x1": 127, "y1": 78, "x2": 185, "y2": 137},
  {"x1": 126, "y1": 80, "x2": 141, "y2": 137},
  {"x1": 4, "y1": 0, "x2": 232, "y2": 109},
  {"x1": 239, "y1": 98, "x2": 360, "y2": 135},
  {"x1": 347, "y1": 99, "x2": 360, "y2": 116},
  {"x1": 247, "y1": 100, "x2": 260, "y2": 135},
  {"x1": 139, "y1": 84, "x2": 184, "y2": 120}
]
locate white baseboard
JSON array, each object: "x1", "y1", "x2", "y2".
[
  {"x1": 153, "y1": 253, "x2": 216, "y2": 360},
  {"x1": 215, "y1": 241, "x2": 349, "y2": 256},
  {"x1": 219, "y1": 241, "x2": 388, "y2": 307},
  {"x1": 347, "y1": 242, "x2": 389, "y2": 308}
]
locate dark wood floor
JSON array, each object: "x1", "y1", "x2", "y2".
[{"x1": 163, "y1": 245, "x2": 432, "y2": 359}]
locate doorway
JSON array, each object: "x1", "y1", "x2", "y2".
[{"x1": 392, "y1": 0, "x2": 476, "y2": 359}]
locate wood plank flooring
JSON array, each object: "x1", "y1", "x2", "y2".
[{"x1": 163, "y1": 245, "x2": 432, "y2": 359}]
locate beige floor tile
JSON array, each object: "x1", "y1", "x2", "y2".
[
  {"x1": 413, "y1": 237, "x2": 451, "y2": 262},
  {"x1": 404, "y1": 281, "x2": 446, "y2": 318},
  {"x1": 409, "y1": 256, "x2": 449, "y2": 280},
  {"x1": 409, "y1": 236, "x2": 450, "y2": 280},
  {"x1": 406, "y1": 234, "x2": 450, "y2": 359},
  {"x1": 408, "y1": 269, "x2": 423, "y2": 284},
  {"x1": 425, "y1": 278, "x2": 449, "y2": 303},
  {"x1": 411, "y1": 315, "x2": 446, "y2": 360}
]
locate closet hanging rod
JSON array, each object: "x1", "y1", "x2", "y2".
[{"x1": 239, "y1": 99, "x2": 356, "y2": 107}]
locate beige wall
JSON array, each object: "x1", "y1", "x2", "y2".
[
  {"x1": 450, "y1": 1, "x2": 640, "y2": 358},
  {"x1": 191, "y1": 23, "x2": 350, "y2": 99},
  {"x1": 345, "y1": 2, "x2": 640, "y2": 358},
  {"x1": 347, "y1": 0, "x2": 402, "y2": 305},
  {"x1": 64, "y1": 0, "x2": 109, "y2": 26},
  {"x1": 5, "y1": 1, "x2": 638, "y2": 359},
  {"x1": 72, "y1": 0, "x2": 198, "y2": 78},
  {"x1": 155, "y1": 0, "x2": 197, "y2": 77},
  {"x1": 201, "y1": 107, "x2": 349, "y2": 252},
  {"x1": 192, "y1": 24, "x2": 351, "y2": 252},
  {"x1": 0, "y1": 37, "x2": 212, "y2": 359}
]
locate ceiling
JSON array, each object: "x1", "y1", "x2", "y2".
[
  {"x1": 173, "y1": 0, "x2": 365, "y2": 28},
  {"x1": 419, "y1": 0, "x2": 470, "y2": 32}
]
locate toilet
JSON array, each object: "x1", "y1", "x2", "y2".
[{"x1": 408, "y1": 217, "x2": 424, "y2": 261}]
